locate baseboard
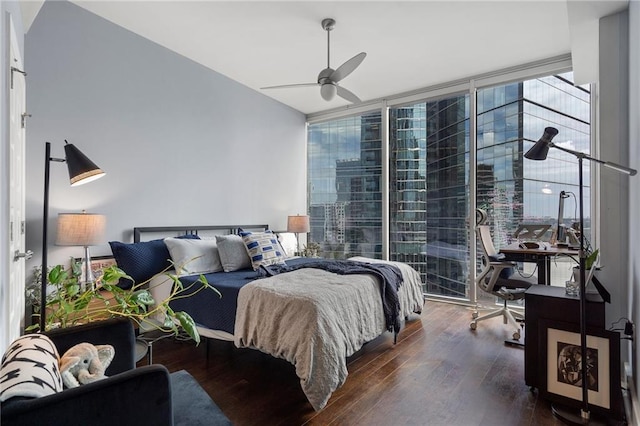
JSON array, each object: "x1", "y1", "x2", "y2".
[{"x1": 624, "y1": 362, "x2": 640, "y2": 425}]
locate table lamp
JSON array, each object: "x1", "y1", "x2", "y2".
[
  {"x1": 56, "y1": 211, "x2": 106, "y2": 290},
  {"x1": 287, "y1": 215, "x2": 310, "y2": 255},
  {"x1": 41, "y1": 140, "x2": 105, "y2": 331}
]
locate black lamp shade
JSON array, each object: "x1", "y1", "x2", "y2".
[
  {"x1": 64, "y1": 142, "x2": 105, "y2": 186},
  {"x1": 524, "y1": 127, "x2": 559, "y2": 160}
]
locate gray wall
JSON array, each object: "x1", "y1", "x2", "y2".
[
  {"x1": 599, "y1": 11, "x2": 630, "y2": 343},
  {"x1": 601, "y1": 4, "x2": 640, "y2": 396},
  {"x1": 24, "y1": 1, "x2": 306, "y2": 273}
]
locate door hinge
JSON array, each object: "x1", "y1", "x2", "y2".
[
  {"x1": 21, "y1": 221, "x2": 26, "y2": 235},
  {"x1": 10, "y1": 66, "x2": 26, "y2": 89},
  {"x1": 21, "y1": 113, "x2": 31, "y2": 128},
  {"x1": 10, "y1": 221, "x2": 13, "y2": 242}
]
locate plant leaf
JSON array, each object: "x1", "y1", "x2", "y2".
[
  {"x1": 175, "y1": 311, "x2": 199, "y2": 344},
  {"x1": 48, "y1": 265, "x2": 65, "y2": 284},
  {"x1": 132, "y1": 290, "x2": 155, "y2": 306},
  {"x1": 101, "y1": 265, "x2": 131, "y2": 286}
]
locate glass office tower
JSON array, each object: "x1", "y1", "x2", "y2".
[
  {"x1": 389, "y1": 95, "x2": 470, "y2": 297},
  {"x1": 308, "y1": 72, "x2": 590, "y2": 298},
  {"x1": 307, "y1": 112, "x2": 383, "y2": 260}
]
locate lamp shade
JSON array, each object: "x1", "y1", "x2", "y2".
[
  {"x1": 64, "y1": 141, "x2": 105, "y2": 186},
  {"x1": 524, "y1": 127, "x2": 558, "y2": 160},
  {"x1": 287, "y1": 215, "x2": 310, "y2": 233},
  {"x1": 56, "y1": 212, "x2": 106, "y2": 246}
]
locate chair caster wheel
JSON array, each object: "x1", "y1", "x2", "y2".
[
  {"x1": 513, "y1": 331, "x2": 521, "y2": 340},
  {"x1": 471, "y1": 312, "x2": 479, "y2": 319},
  {"x1": 470, "y1": 322, "x2": 477, "y2": 330}
]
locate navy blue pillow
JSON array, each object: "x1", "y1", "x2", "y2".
[{"x1": 109, "y1": 235, "x2": 200, "y2": 289}]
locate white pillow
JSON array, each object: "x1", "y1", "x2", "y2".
[
  {"x1": 164, "y1": 237, "x2": 223, "y2": 276},
  {"x1": 0, "y1": 334, "x2": 63, "y2": 402},
  {"x1": 215, "y1": 234, "x2": 252, "y2": 272},
  {"x1": 277, "y1": 232, "x2": 298, "y2": 258}
]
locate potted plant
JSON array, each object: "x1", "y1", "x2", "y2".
[
  {"x1": 571, "y1": 248, "x2": 599, "y2": 285},
  {"x1": 302, "y1": 241, "x2": 321, "y2": 257},
  {"x1": 26, "y1": 259, "x2": 219, "y2": 345}
]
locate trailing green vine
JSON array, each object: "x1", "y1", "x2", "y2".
[{"x1": 26, "y1": 260, "x2": 219, "y2": 345}]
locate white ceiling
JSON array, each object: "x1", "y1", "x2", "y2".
[{"x1": 21, "y1": 1, "x2": 629, "y2": 115}]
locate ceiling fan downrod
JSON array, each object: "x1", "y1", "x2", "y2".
[{"x1": 322, "y1": 18, "x2": 335, "y2": 69}]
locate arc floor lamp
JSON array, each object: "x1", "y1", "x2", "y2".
[
  {"x1": 525, "y1": 127, "x2": 636, "y2": 424},
  {"x1": 40, "y1": 140, "x2": 105, "y2": 332}
]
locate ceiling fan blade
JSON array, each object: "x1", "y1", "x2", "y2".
[
  {"x1": 261, "y1": 83, "x2": 318, "y2": 90},
  {"x1": 336, "y1": 85, "x2": 361, "y2": 103},
  {"x1": 330, "y1": 52, "x2": 366, "y2": 83}
]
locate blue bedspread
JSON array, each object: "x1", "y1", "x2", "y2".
[
  {"x1": 169, "y1": 269, "x2": 255, "y2": 334},
  {"x1": 169, "y1": 258, "x2": 312, "y2": 334}
]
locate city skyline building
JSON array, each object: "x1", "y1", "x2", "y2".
[{"x1": 307, "y1": 72, "x2": 590, "y2": 297}]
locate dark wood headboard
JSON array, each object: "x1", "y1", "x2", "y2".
[{"x1": 133, "y1": 224, "x2": 269, "y2": 243}]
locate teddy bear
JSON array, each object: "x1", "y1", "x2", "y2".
[{"x1": 59, "y1": 342, "x2": 115, "y2": 388}]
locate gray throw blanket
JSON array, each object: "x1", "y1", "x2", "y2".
[{"x1": 259, "y1": 259, "x2": 404, "y2": 336}]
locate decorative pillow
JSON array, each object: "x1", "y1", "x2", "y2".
[
  {"x1": 164, "y1": 237, "x2": 223, "y2": 276},
  {"x1": 109, "y1": 235, "x2": 200, "y2": 288},
  {"x1": 0, "y1": 334, "x2": 63, "y2": 402},
  {"x1": 215, "y1": 234, "x2": 252, "y2": 272},
  {"x1": 240, "y1": 230, "x2": 287, "y2": 270},
  {"x1": 276, "y1": 232, "x2": 298, "y2": 258}
]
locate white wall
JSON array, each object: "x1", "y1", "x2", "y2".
[
  {"x1": 0, "y1": 0, "x2": 25, "y2": 355},
  {"x1": 628, "y1": 0, "x2": 640, "y2": 393},
  {"x1": 23, "y1": 1, "x2": 307, "y2": 277}
]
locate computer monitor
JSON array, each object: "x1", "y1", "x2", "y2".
[{"x1": 556, "y1": 191, "x2": 571, "y2": 245}]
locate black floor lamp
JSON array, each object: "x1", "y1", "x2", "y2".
[
  {"x1": 40, "y1": 140, "x2": 105, "y2": 332},
  {"x1": 525, "y1": 127, "x2": 636, "y2": 424}
]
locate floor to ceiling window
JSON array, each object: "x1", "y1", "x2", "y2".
[
  {"x1": 307, "y1": 66, "x2": 591, "y2": 299},
  {"x1": 477, "y1": 72, "x2": 590, "y2": 285},
  {"x1": 307, "y1": 112, "x2": 383, "y2": 259},
  {"x1": 389, "y1": 95, "x2": 470, "y2": 297}
]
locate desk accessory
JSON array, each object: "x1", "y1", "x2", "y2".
[{"x1": 525, "y1": 127, "x2": 636, "y2": 423}]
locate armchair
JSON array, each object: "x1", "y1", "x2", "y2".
[
  {"x1": 1, "y1": 318, "x2": 231, "y2": 426},
  {"x1": 470, "y1": 224, "x2": 537, "y2": 341}
]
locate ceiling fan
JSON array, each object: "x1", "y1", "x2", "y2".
[{"x1": 261, "y1": 18, "x2": 366, "y2": 103}]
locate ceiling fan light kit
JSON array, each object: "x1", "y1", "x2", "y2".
[{"x1": 261, "y1": 18, "x2": 366, "y2": 103}]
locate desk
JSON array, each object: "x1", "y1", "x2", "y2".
[{"x1": 499, "y1": 243, "x2": 578, "y2": 285}]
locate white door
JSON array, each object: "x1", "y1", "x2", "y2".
[{"x1": 6, "y1": 16, "x2": 28, "y2": 345}]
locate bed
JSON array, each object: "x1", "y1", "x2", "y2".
[{"x1": 111, "y1": 225, "x2": 425, "y2": 410}]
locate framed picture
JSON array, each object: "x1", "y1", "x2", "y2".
[
  {"x1": 538, "y1": 319, "x2": 622, "y2": 419},
  {"x1": 73, "y1": 255, "x2": 117, "y2": 282}
]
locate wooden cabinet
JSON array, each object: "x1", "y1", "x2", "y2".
[{"x1": 524, "y1": 285, "x2": 605, "y2": 389}]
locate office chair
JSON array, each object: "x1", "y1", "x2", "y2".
[{"x1": 471, "y1": 220, "x2": 538, "y2": 341}]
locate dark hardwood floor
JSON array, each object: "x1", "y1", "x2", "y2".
[{"x1": 148, "y1": 301, "x2": 564, "y2": 426}]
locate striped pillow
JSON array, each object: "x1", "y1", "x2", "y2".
[
  {"x1": 240, "y1": 230, "x2": 286, "y2": 270},
  {"x1": 0, "y1": 334, "x2": 63, "y2": 402}
]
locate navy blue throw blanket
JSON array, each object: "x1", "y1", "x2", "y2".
[{"x1": 259, "y1": 259, "x2": 404, "y2": 339}]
